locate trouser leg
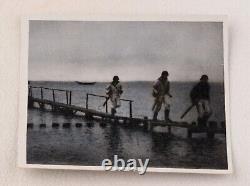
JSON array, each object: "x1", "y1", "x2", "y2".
[
  {"x1": 111, "y1": 97, "x2": 117, "y2": 116},
  {"x1": 164, "y1": 109, "x2": 171, "y2": 122},
  {"x1": 197, "y1": 101, "x2": 205, "y2": 119},
  {"x1": 111, "y1": 108, "x2": 116, "y2": 116},
  {"x1": 153, "y1": 112, "x2": 158, "y2": 120},
  {"x1": 153, "y1": 99, "x2": 162, "y2": 121},
  {"x1": 164, "y1": 95, "x2": 172, "y2": 122},
  {"x1": 197, "y1": 100, "x2": 211, "y2": 127}
]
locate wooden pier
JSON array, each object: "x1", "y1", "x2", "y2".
[{"x1": 28, "y1": 86, "x2": 226, "y2": 138}]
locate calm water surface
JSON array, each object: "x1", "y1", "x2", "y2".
[{"x1": 27, "y1": 81, "x2": 227, "y2": 169}]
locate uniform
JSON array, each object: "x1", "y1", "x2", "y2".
[
  {"x1": 152, "y1": 77, "x2": 172, "y2": 121},
  {"x1": 190, "y1": 77, "x2": 212, "y2": 126},
  {"x1": 106, "y1": 82, "x2": 123, "y2": 114}
]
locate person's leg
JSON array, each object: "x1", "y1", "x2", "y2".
[
  {"x1": 202, "y1": 100, "x2": 212, "y2": 124},
  {"x1": 116, "y1": 97, "x2": 121, "y2": 108},
  {"x1": 204, "y1": 100, "x2": 212, "y2": 117},
  {"x1": 111, "y1": 97, "x2": 116, "y2": 116},
  {"x1": 164, "y1": 95, "x2": 171, "y2": 122},
  {"x1": 197, "y1": 100, "x2": 206, "y2": 127},
  {"x1": 197, "y1": 100, "x2": 205, "y2": 118},
  {"x1": 153, "y1": 98, "x2": 162, "y2": 120}
]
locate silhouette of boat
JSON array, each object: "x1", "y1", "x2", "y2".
[{"x1": 75, "y1": 81, "x2": 96, "y2": 85}]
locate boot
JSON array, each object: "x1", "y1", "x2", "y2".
[
  {"x1": 153, "y1": 112, "x2": 158, "y2": 121},
  {"x1": 164, "y1": 109, "x2": 172, "y2": 122},
  {"x1": 111, "y1": 108, "x2": 116, "y2": 116},
  {"x1": 197, "y1": 117, "x2": 206, "y2": 128}
]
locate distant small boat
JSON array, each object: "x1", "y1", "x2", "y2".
[{"x1": 75, "y1": 81, "x2": 96, "y2": 85}]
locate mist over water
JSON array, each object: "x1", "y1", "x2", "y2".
[{"x1": 27, "y1": 81, "x2": 227, "y2": 169}]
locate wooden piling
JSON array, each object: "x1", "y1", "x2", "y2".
[
  {"x1": 52, "y1": 122, "x2": 59, "y2": 128},
  {"x1": 63, "y1": 123, "x2": 71, "y2": 128},
  {"x1": 221, "y1": 121, "x2": 225, "y2": 129},
  {"x1": 52, "y1": 90, "x2": 55, "y2": 103},
  {"x1": 143, "y1": 117, "x2": 149, "y2": 131},
  {"x1": 187, "y1": 129, "x2": 192, "y2": 138},
  {"x1": 168, "y1": 126, "x2": 172, "y2": 134},
  {"x1": 87, "y1": 122, "x2": 94, "y2": 128},
  {"x1": 105, "y1": 97, "x2": 108, "y2": 113},
  {"x1": 129, "y1": 101, "x2": 133, "y2": 118},
  {"x1": 66, "y1": 91, "x2": 69, "y2": 105},
  {"x1": 75, "y1": 123, "x2": 82, "y2": 128},
  {"x1": 99, "y1": 121, "x2": 107, "y2": 128},
  {"x1": 69, "y1": 91, "x2": 72, "y2": 105},
  {"x1": 187, "y1": 122, "x2": 196, "y2": 138},
  {"x1": 28, "y1": 99, "x2": 34, "y2": 108},
  {"x1": 207, "y1": 121, "x2": 217, "y2": 139},
  {"x1": 85, "y1": 112, "x2": 93, "y2": 120},
  {"x1": 39, "y1": 124, "x2": 46, "y2": 128},
  {"x1": 86, "y1": 94, "x2": 89, "y2": 109},
  {"x1": 40, "y1": 87, "x2": 43, "y2": 100},
  {"x1": 29, "y1": 86, "x2": 33, "y2": 97},
  {"x1": 27, "y1": 123, "x2": 34, "y2": 129}
]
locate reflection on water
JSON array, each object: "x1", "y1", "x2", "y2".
[
  {"x1": 27, "y1": 81, "x2": 228, "y2": 169},
  {"x1": 27, "y1": 109, "x2": 227, "y2": 169}
]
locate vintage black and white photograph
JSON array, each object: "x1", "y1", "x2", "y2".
[{"x1": 18, "y1": 17, "x2": 231, "y2": 173}]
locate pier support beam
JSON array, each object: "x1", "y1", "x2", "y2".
[
  {"x1": 85, "y1": 112, "x2": 94, "y2": 120},
  {"x1": 76, "y1": 123, "x2": 82, "y2": 128},
  {"x1": 168, "y1": 126, "x2": 172, "y2": 134},
  {"x1": 52, "y1": 123, "x2": 59, "y2": 128},
  {"x1": 187, "y1": 129, "x2": 192, "y2": 138},
  {"x1": 143, "y1": 117, "x2": 149, "y2": 131},
  {"x1": 27, "y1": 123, "x2": 34, "y2": 129},
  {"x1": 207, "y1": 121, "x2": 217, "y2": 139},
  {"x1": 39, "y1": 124, "x2": 46, "y2": 128}
]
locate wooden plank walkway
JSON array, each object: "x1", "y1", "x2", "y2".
[
  {"x1": 29, "y1": 97, "x2": 190, "y2": 128},
  {"x1": 28, "y1": 85, "x2": 226, "y2": 138}
]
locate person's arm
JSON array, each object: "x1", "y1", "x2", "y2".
[
  {"x1": 118, "y1": 84, "x2": 123, "y2": 95},
  {"x1": 153, "y1": 81, "x2": 160, "y2": 97},
  {"x1": 105, "y1": 84, "x2": 112, "y2": 96}
]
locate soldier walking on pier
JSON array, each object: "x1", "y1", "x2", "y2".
[
  {"x1": 190, "y1": 75, "x2": 212, "y2": 127},
  {"x1": 106, "y1": 76, "x2": 123, "y2": 116},
  {"x1": 152, "y1": 71, "x2": 173, "y2": 121}
]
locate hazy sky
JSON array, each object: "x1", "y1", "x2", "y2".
[{"x1": 28, "y1": 21, "x2": 224, "y2": 82}]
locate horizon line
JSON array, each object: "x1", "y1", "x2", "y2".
[{"x1": 28, "y1": 80, "x2": 224, "y2": 83}]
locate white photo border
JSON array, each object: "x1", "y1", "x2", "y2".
[{"x1": 17, "y1": 15, "x2": 232, "y2": 174}]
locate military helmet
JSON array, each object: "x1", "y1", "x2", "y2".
[
  {"x1": 161, "y1": 71, "x2": 169, "y2": 77},
  {"x1": 113, "y1": 76, "x2": 119, "y2": 81},
  {"x1": 200, "y1": 74, "x2": 208, "y2": 81}
]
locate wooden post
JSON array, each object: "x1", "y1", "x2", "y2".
[
  {"x1": 86, "y1": 94, "x2": 89, "y2": 109},
  {"x1": 52, "y1": 90, "x2": 55, "y2": 103},
  {"x1": 69, "y1": 91, "x2": 72, "y2": 105},
  {"x1": 105, "y1": 97, "x2": 108, "y2": 113},
  {"x1": 168, "y1": 126, "x2": 172, "y2": 134},
  {"x1": 129, "y1": 101, "x2": 133, "y2": 118},
  {"x1": 52, "y1": 89, "x2": 55, "y2": 111},
  {"x1": 66, "y1": 91, "x2": 69, "y2": 105},
  {"x1": 30, "y1": 87, "x2": 33, "y2": 97},
  {"x1": 207, "y1": 121, "x2": 217, "y2": 139},
  {"x1": 40, "y1": 87, "x2": 43, "y2": 100},
  {"x1": 187, "y1": 129, "x2": 192, "y2": 138},
  {"x1": 28, "y1": 87, "x2": 33, "y2": 108},
  {"x1": 143, "y1": 116, "x2": 148, "y2": 131}
]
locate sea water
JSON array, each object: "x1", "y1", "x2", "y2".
[{"x1": 27, "y1": 81, "x2": 227, "y2": 169}]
